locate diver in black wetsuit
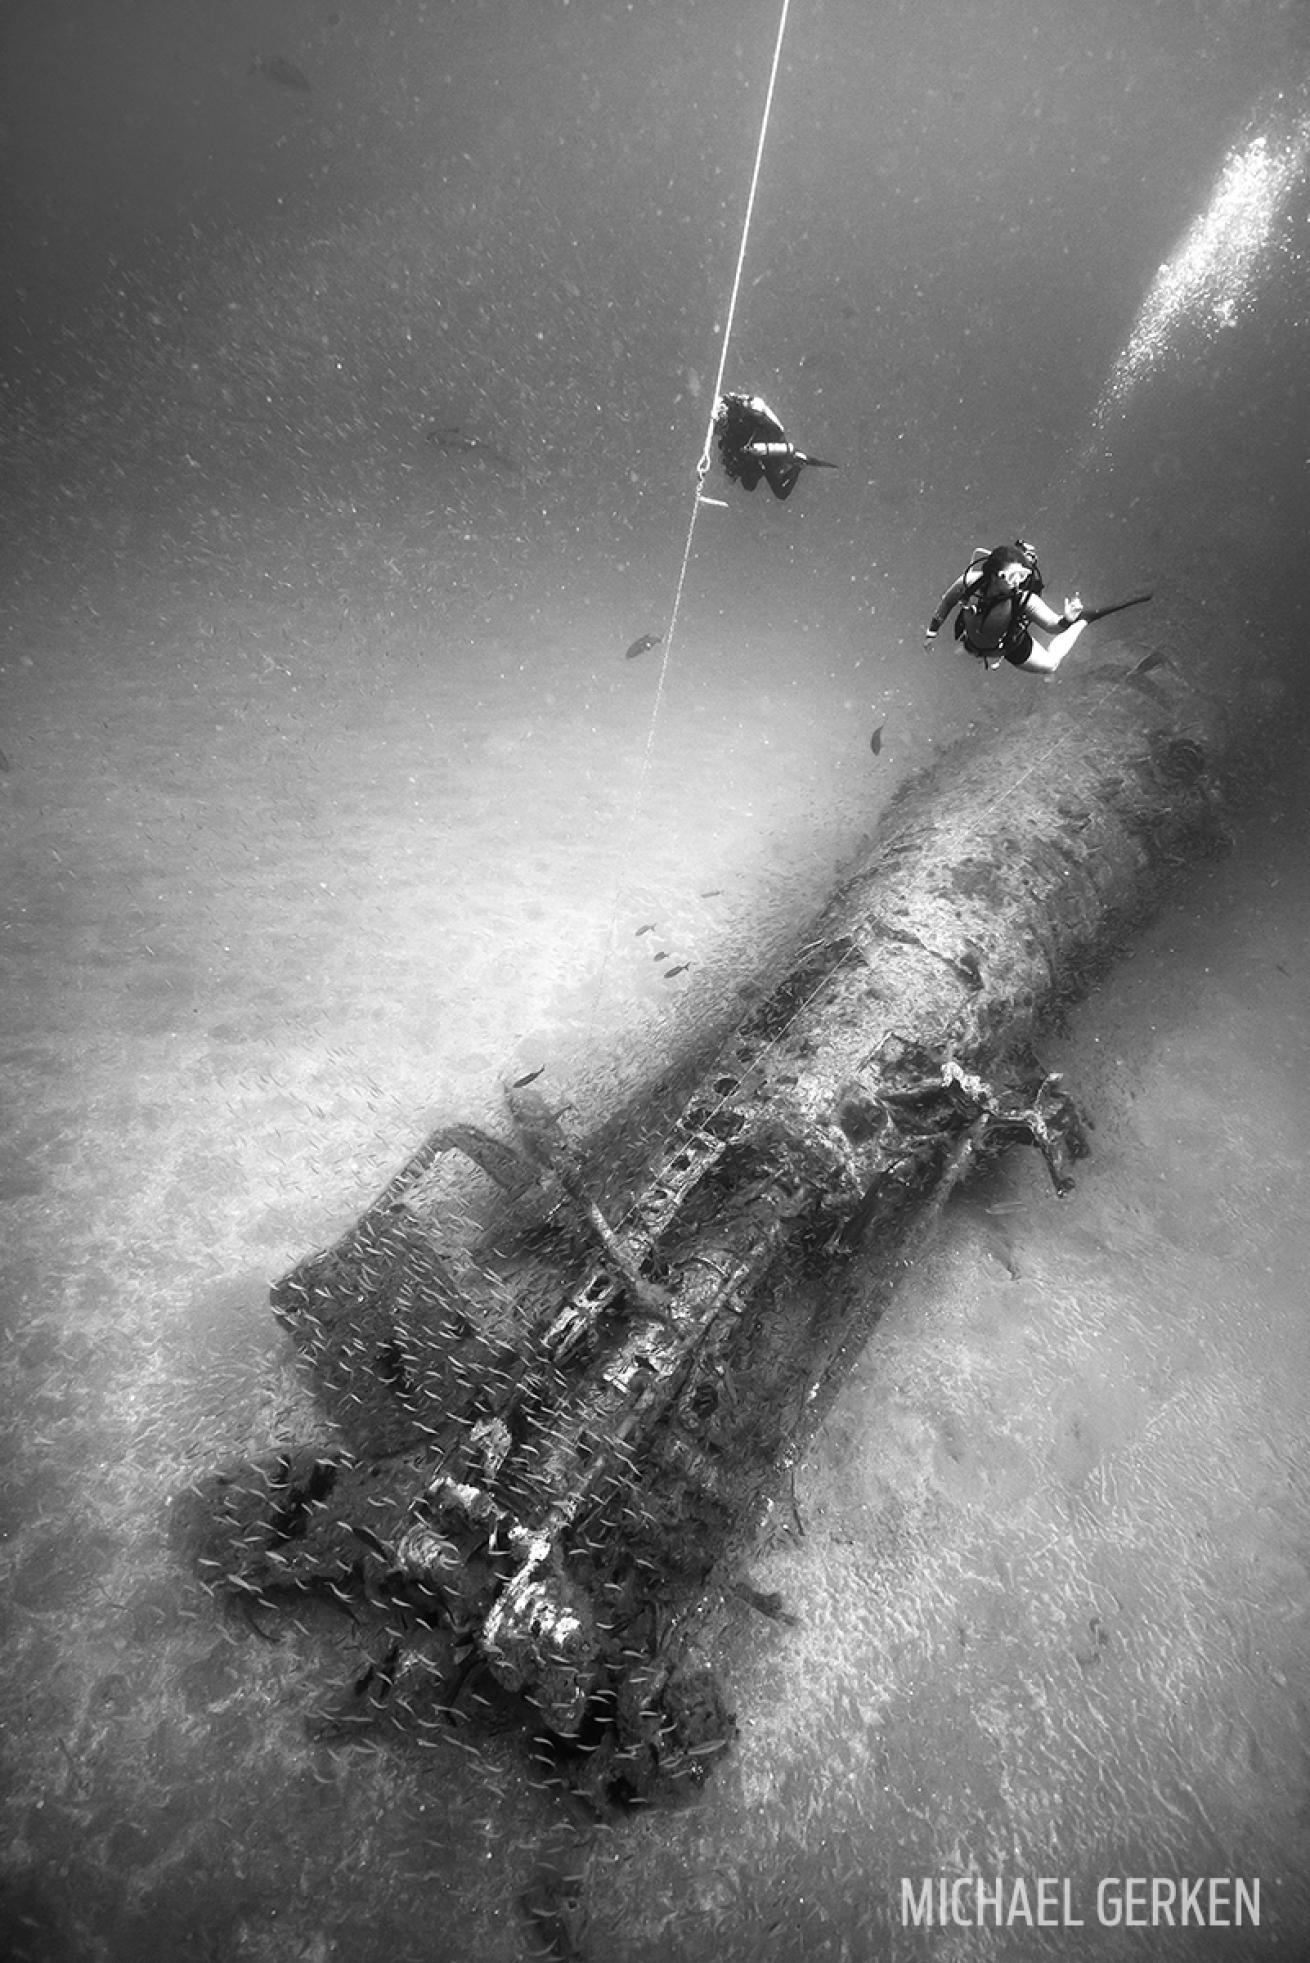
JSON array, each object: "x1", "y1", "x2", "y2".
[
  {"x1": 924, "y1": 541, "x2": 1087, "y2": 675},
  {"x1": 924, "y1": 540, "x2": 1153, "y2": 677},
  {"x1": 713, "y1": 392, "x2": 835, "y2": 501}
]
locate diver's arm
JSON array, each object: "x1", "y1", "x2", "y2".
[{"x1": 925, "y1": 576, "x2": 969, "y2": 640}]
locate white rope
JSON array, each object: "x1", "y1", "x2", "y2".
[
  {"x1": 586, "y1": 0, "x2": 794, "y2": 1041},
  {"x1": 695, "y1": 0, "x2": 794, "y2": 483}
]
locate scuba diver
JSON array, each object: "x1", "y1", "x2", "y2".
[
  {"x1": 712, "y1": 392, "x2": 836, "y2": 501},
  {"x1": 923, "y1": 540, "x2": 1087, "y2": 675}
]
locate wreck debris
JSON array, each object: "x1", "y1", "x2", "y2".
[{"x1": 182, "y1": 660, "x2": 1224, "y2": 1801}]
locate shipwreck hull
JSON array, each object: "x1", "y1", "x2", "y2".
[{"x1": 187, "y1": 657, "x2": 1226, "y2": 1800}]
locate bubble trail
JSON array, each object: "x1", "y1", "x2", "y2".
[{"x1": 1092, "y1": 94, "x2": 1310, "y2": 436}]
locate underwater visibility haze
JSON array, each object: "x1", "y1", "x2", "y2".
[{"x1": 3, "y1": 1, "x2": 1310, "y2": 1957}]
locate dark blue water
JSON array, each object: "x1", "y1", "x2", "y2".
[{"x1": 3, "y1": 3, "x2": 1308, "y2": 1957}]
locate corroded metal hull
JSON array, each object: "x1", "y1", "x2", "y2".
[{"x1": 186, "y1": 658, "x2": 1225, "y2": 1800}]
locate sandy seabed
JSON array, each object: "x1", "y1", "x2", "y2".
[{"x1": 2, "y1": 502, "x2": 1308, "y2": 1961}]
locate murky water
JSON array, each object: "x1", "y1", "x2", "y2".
[{"x1": 4, "y1": 2, "x2": 1309, "y2": 1958}]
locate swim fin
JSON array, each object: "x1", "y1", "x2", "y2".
[{"x1": 1082, "y1": 592, "x2": 1153, "y2": 625}]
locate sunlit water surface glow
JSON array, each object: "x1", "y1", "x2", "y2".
[{"x1": 1092, "y1": 94, "x2": 1309, "y2": 433}]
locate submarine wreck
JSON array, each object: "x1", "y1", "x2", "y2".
[{"x1": 184, "y1": 650, "x2": 1227, "y2": 1805}]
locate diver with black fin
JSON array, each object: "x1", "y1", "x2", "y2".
[
  {"x1": 923, "y1": 539, "x2": 1089, "y2": 676},
  {"x1": 713, "y1": 391, "x2": 836, "y2": 501}
]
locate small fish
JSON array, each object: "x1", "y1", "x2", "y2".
[
  {"x1": 624, "y1": 633, "x2": 662, "y2": 661},
  {"x1": 251, "y1": 54, "x2": 312, "y2": 93},
  {"x1": 700, "y1": 888, "x2": 722, "y2": 897},
  {"x1": 634, "y1": 924, "x2": 656, "y2": 936},
  {"x1": 732, "y1": 1579, "x2": 799, "y2": 1624},
  {"x1": 869, "y1": 723, "x2": 885, "y2": 756},
  {"x1": 653, "y1": 950, "x2": 669, "y2": 961},
  {"x1": 509, "y1": 1065, "x2": 545, "y2": 1089},
  {"x1": 664, "y1": 963, "x2": 689, "y2": 979},
  {"x1": 239, "y1": 1599, "x2": 282, "y2": 1644},
  {"x1": 520, "y1": 1874, "x2": 588, "y2": 1961},
  {"x1": 347, "y1": 1523, "x2": 392, "y2": 1562},
  {"x1": 1131, "y1": 650, "x2": 1166, "y2": 676}
]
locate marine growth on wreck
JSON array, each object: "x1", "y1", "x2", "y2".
[{"x1": 182, "y1": 660, "x2": 1225, "y2": 1804}]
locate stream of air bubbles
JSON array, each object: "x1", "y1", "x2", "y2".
[{"x1": 1091, "y1": 90, "x2": 1309, "y2": 442}]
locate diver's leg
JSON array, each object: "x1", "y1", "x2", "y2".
[{"x1": 1015, "y1": 620, "x2": 1087, "y2": 674}]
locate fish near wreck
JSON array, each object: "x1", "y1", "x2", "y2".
[
  {"x1": 250, "y1": 54, "x2": 313, "y2": 93},
  {"x1": 624, "y1": 633, "x2": 662, "y2": 661},
  {"x1": 184, "y1": 656, "x2": 1226, "y2": 1802}
]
